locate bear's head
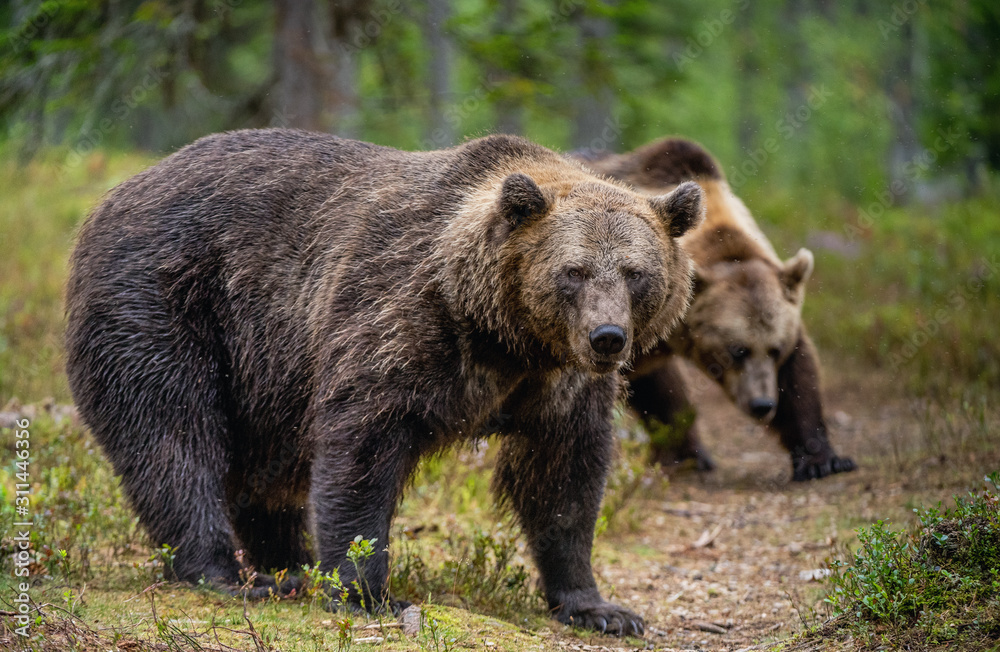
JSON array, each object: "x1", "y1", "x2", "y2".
[
  {"x1": 681, "y1": 249, "x2": 813, "y2": 421},
  {"x1": 489, "y1": 172, "x2": 704, "y2": 375}
]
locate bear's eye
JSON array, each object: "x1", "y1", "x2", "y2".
[
  {"x1": 728, "y1": 345, "x2": 749, "y2": 361},
  {"x1": 768, "y1": 347, "x2": 781, "y2": 360},
  {"x1": 567, "y1": 268, "x2": 584, "y2": 280},
  {"x1": 626, "y1": 270, "x2": 643, "y2": 281}
]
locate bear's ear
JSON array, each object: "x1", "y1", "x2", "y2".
[
  {"x1": 498, "y1": 173, "x2": 551, "y2": 228},
  {"x1": 648, "y1": 181, "x2": 705, "y2": 238},
  {"x1": 781, "y1": 248, "x2": 814, "y2": 303},
  {"x1": 691, "y1": 264, "x2": 714, "y2": 296}
]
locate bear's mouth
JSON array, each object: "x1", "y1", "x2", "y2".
[{"x1": 587, "y1": 356, "x2": 626, "y2": 375}]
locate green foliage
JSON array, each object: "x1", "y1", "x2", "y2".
[
  {"x1": 921, "y1": 0, "x2": 1000, "y2": 171},
  {"x1": 796, "y1": 187, "x2": 1000, "y2": 394},
  {"x1": 391, "y1": 528, "x2": 542, "y2": 623},
  {"x1": 2, "y1": 0, "x2": 996, "y2": 205},
  {"x1": 644, "y1": 413, "x2": 695, "y2": 454},
  {"x1": 825, "y1": 472, "x2": 1000, "y2": 647},
  {"x1": 1, "y1": 0, "x2": 274, "y2": 156}
]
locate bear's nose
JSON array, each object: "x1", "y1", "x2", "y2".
[
  {"x1": 589, "y1": 324, "x2": 627, "y2": 355},
  {"x1": 749, "y1": 398, "x2": 776, "y2": 419}
]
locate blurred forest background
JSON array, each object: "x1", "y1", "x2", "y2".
[
  {"x1": 4, "y1": 0, "x2": 999, "y2": 196},
  {"x1": 1, "y1": 0, "x2": 999, "y2": 401}
]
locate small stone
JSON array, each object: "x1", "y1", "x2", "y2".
[
  {"x1": 798, "y1": 568, "x2": 832, "y2": 581},
  {"x1": 399, "y1": 604, "x2": 421, "y2": 636}
]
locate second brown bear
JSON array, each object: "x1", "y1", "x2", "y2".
[{"x1": 577, "y1": 138, "x2": 856, "y2": 481}]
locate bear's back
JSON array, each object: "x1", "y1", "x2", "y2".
[{"x1": 575, "y1": 138, "x2": 781, "y2": 267}]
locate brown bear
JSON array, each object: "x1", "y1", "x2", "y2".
[
  {"x1": 575, "y1": 138, "x2": 856, "y2": 481},
  {"x1": 65, "y1": 129, "x2": 705, "y2": 635}
]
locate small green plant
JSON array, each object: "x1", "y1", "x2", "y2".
[
  {"x1": 300, "y1": 535, "x2": 379, "y2": 614},
  {"x1": 302, "y1": 561, "x2": 347, "y2": 607},
  {"x1": 825, "y1": 471, "x2": 1000, "y2": 647},
  {"x1": 425, "y1": 613, "x2": 455, "y2": 652},
  {"x1": 44, "y1": 547, "x2": 71, "y2": 582},
  {"x1": 335, "y1": 615, "x2": 353, "y2": 651},
  {"x1": 133, "y1": 543, "x2": 177, "y2": 587},
  {"x1": 61, "y1": 587, "x2": 82, "y2": 618},
  {"x1": 347, "y1": 535, "x2": 378, "y2": 612},
  {"x1": 153, "y1": 543, "x2": 177, "y2": 580}
]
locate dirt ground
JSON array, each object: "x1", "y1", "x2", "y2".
[{"x1": 571, "y1": 358, "x2": 992, "y2": 652}]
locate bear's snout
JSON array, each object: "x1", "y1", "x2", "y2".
[
  {"x1": 748, "y1": 397, "x2": 777, "y2": 420},
  {"x1": 589, "y1": 324, "x2": 627, "y2": 355}
]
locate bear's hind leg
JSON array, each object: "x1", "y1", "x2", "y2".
[
  {"x1": 96, "y1": 392, "x2": 242, "y2": 587},
  {"x1": 67, "y1": 310, "x2": 243, "y2": 589}
]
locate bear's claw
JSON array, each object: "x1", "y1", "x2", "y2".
[
  {"x1": 792, "y1": 454, "x2": 857, "y2": 482},
  {"x1": 557, "y1": 601, "x2": 645, "y2": 636}
]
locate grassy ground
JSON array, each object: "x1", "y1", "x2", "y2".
[{"x1": 1, "y1": 150, "x2": 999, "y2": 650}]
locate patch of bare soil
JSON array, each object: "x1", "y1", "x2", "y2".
[{"x1": 579, "y1": 359, "x2": 996, "y2": 651}]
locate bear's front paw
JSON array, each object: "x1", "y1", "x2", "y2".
[
  {"x1": 208, "y1": 572, "x2": 303, "y2": 599},
  {"x1": 792, "y1": 454, "x2": 857, "y2": 481},
  {"x1": 554, "y1": 596, "x2": 644, "y2": 636}
]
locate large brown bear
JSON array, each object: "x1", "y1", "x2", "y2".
[
  {"x1": 66, "y1": 129, "x2": 704, "y2": 636},
  {"x1": 576, "y1": 138, "x2": 856, "y2": 481}
]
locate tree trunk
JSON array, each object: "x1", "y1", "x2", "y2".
[
  {"x1": 271, "y1": 0, "x2": 368, "y2": 134},
  {"x1": 572, "y1": 10, "x2": 615, "y2": 152},
  {"x1": 425, "y1": 0, "x2": 454, "y2": 147},
  {"x1": 735, "y1": 2, "x2": 758, "y2": 158},
  {"x1": 326, "y1": 0, "x2": 370, "y2": 137},
  {"x1": 493, "y1": 0, "x2": 522, "y2": 135},
  {"x1": 273, "y1": 0, "x2": 327, "y2": 131},
  {"x1": 885, "y1": 20, "x2": 922, "y2": 203}
]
